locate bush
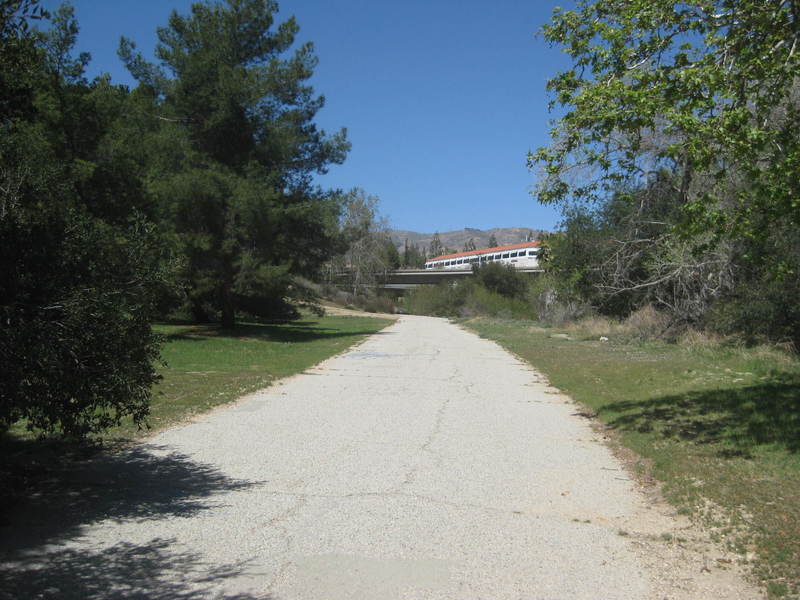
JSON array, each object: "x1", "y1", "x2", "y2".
[
  {"x1": 360, "y1": 295, "x2": 396, "y2": 314},
  {"x1": 528, "y1": 273, "x2": 592, "y2": 326},
  {"x1": 405, "y1": 275, "x2": 537, "y2": 320},
  {"x1": 0, "y1": 212, "x2": 172, "y2": 438},
  {"x1": 620, "y1": 304, "x2": 671, "y2": 342},
  {"x1": 462, "y1": 285, "x2": 537, "y2": 320},
  {"x1": 405, "y1": 282, "x2": 468, "y2": 317},
  {"x1": 473, "y1": 263, "x2": 528, "y2": 299},
  {"x1": 709, "y1": 271, "x2": 800, "y2": 346}
]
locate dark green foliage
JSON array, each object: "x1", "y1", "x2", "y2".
[
  {"x1": 0, "y1": 3, "x2": 173, "y2": 437},
  {"x1": 472, "y1": 262, "x2": 528, "y2": 299},
  {"x1": 382, "y1": 238, "x2": 401, "y2": 270},
  {"x1": 401, "y1": 240, "x2": 426, "y2": 268},
  {"x1": 1, "y1": 0, "x2": 350, "y2": 438},
  {"x1": 0, "y1": 213, "x2": 168, "y2": 436},
  {"x1": 120, "y1": 0, "x2": 349, "y2": 327},
  {"x1": 709, "y1": 223, "x2": 800, "y2": 345}
]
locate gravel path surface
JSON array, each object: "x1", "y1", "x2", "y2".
[{"x1": 1, "y1": 315, "x2": 761, "y2": 599}]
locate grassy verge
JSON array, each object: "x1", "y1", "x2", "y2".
[
  {"x1": 130, "y1": 314, "x2": 393, "y2": 437},
  {"x1": 465, "y1": 317, "x2": 800, "y2": 599},
  {"x1": 1, "y1": 313, "x2": 392, "y2": 515}
]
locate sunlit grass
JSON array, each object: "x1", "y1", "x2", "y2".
[{"x1": 134, "y1": 314, "x2": 394, "y2": 437}]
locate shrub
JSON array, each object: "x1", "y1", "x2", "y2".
[
  {"x1": 405, "y1": 282, "x2": 469, "y2": 317},
  {"x1": 405, "y1": 276, "x2": 537, "y2": 320},
  {"x1": 621, "y1": 304, "x2": 671, "y2": 342},
  {"x1": 361, "y1": 295, "x2": 396, "y2": 314},
  {"x1": 472, "y1": 263, "x2": 528, "y2": 299},
  {"x1": 463, "y1": 285, "x2": 537, "y2": 320},
  {"x1": 528, "y1": 273, "x2": 592, "y2": 326},
  {"x1": 0, "y1": 213, "x2": 171, "y2": 438}
]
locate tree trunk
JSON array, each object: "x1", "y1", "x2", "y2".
[
  {"x1": 221, "y1": 253, "x2": 235, "y2": 329},
  {"x1": 191, "y1": 300, "x2": 211, "y2": 324}
]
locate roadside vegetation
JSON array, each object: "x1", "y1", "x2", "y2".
[{"x1": 403, "y1": 263, "x2": 536, "y2": 320}]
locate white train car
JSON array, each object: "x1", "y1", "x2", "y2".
[{"x1": 424, "y1": 241, "x2": 541, "y2": 270}]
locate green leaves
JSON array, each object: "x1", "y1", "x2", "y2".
[{"x1": 533, "y1": 0, "x2": 800, "y2": 242}]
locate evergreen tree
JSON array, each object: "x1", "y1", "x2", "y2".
[
  {"x1": 119, "y1": 0, "x2": 349, "y2": 326},
  {"x1": 487, "y1": 233, "x2": 499, "y2": 248},
  {"x1": 429, "y1": 232, "x2": 444, "y2": 257}
]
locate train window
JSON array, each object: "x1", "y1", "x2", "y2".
[
  {"x1": 502, "y1": 253, "x2": 509, "y2": 258},
  {"x1": 510, "y1": 252, "x2": 517, "y2": 257},
  {"x1": 528, "y1": 250, "x2": 536, "y2": 256}
]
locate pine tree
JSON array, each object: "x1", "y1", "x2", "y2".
[
  {"x1": 119, "y1": 0, "x2": 349, "y2": 326},
  {"x1": 429, "y1": 232, "x2": 444, "y2": 257}
]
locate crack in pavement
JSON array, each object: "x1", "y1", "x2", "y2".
[{"x1": 393, "y1": 370, "x2": 460, "y2": 490}]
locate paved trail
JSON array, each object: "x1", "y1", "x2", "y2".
[{"x1": 1, "y1": 316, "x2": 759, "y2": 599}]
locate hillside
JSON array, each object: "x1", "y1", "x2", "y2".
[{"x1": 389, "y1": 227, "x2": 545, "y2": 255}]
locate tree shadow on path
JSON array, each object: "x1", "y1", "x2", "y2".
[
  {"x1": 0, "y1": 444, "x2": 268, "y2": 599},
  {"x1": 0, "y1": 537, "x2": 270, "y2": 600}
]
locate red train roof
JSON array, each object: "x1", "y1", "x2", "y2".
[{"x1": 427, "y1": 240, "x2": 540, "y2": 262}]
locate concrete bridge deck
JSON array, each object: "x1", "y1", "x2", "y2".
[{"x1": 382, "y1": 267, "x2": 544, "y2": 289}]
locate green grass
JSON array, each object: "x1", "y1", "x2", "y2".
[
  {"x1": 131, "y1": 314, "x2": 394, "y2": 438},
  {"x1": 465, "y1": 317, "x2": 800, "y2": 599}
]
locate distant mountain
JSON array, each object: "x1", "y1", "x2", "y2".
[{"x1": 389, "y1": 227, "x2": 546, "y2": 255}]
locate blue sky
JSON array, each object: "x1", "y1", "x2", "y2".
[{"x1": 41, "y1": 0, "x2": 574, "y2": 233}]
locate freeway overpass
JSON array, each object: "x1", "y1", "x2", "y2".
[{"x1": 380, "y1": 267, "x2": 544, "y2": 289}]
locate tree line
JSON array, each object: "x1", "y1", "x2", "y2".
[
  {"x1": 530, "y1": 0, "x2": 800, "y2": 345},
  {"x1": 0, "y1": 0, "x2": 353, "y2": 437}
]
